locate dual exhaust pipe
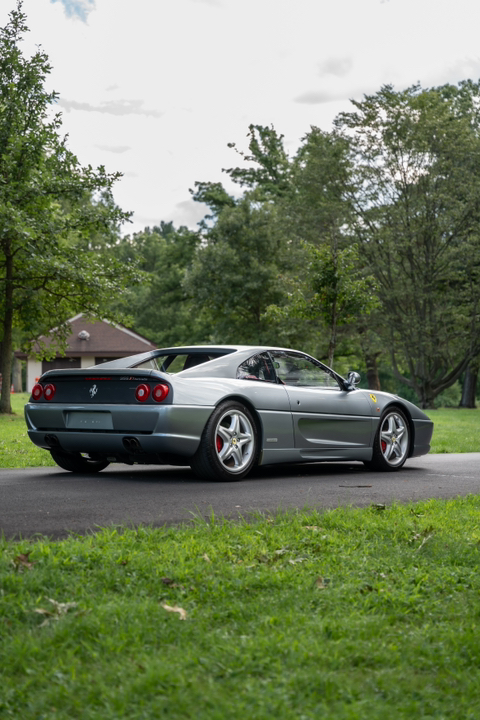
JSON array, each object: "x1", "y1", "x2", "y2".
[
  {"x1": 44, "y1": 433, "x2": 143, "y2": 455},
  {"x1": 122, "y1": 437, "x2": 143, "y2": 454}
]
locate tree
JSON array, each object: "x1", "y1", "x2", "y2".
[
  {"x1": 110, "y1": 222, "x2": 206, "y2": 347},
  {"x1": 185, "y1": 196, "x2": 288, "y2": 344},
  {"x1": 0, "y1": 3, "x2": 139, "y2": 413},
  {"x1": 223, "y1": 123, "x2": 292, "y2": 200},
  {"x1": 336, "y1": 82, "x2": 480, "y2": 407},
  {"x1": 253, "y1": 127, "x2": 376, "y2": 368}
]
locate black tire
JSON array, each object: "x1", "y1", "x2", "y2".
[
  {"x1": 50, "y1": 449, "x2": 110, "y2": 474},
  {"x1": 190, "y1": 402, "x2": 260, "y2": 481},
  {"x1": 364, "y1": 407, "x2": 410, "y2": 471}
]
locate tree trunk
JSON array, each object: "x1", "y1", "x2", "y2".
[
  {"x1": 418, "y1": 386, "x2": 436, "y2": 410},
  {"x1": 0, "y1": 329, "x2": 13, "y2": 414},
  {"x1": 365, "y1": 352, "x2": 381, "y2": 391},
  {"x1": 327, "y1": 301, "x2": 337, "y2": 369},
  {"x1": 0, "y1": 243, "x2": 14, "y2": 414},
  {"x1": 459, "y1": 363, "x2": 478, "y2": 408},
  {"x1": 12, "y1": 356, "x2": 23, "y2": 393}
]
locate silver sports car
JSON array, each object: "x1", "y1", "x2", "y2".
[{"x1": 25, "y1": 345, "x2": 433, "y2": 480}]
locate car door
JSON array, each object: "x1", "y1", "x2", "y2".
[{"x1": 269, "y1": 351, "x2": 372, "y2": 452}]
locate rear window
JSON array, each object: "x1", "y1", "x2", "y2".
[{"x1": 135, "y1": 353, "x2": 223, "y2": 374}]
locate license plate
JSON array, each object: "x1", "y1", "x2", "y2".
[{"x1": 65, "y1": 412, "x2": 113, "y2": 430}]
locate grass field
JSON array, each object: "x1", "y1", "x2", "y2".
[
  {"x1": 0, "y1": 394, "x2": 55, "y2": 468},
  {"x1": 1, "y1": 397, "x2": 480, "y2": 717},
  {"x1": 1, "y1": 497, "x2": 480, "y2": 719},
  {"x1": 1, "y1": 393, "x2": 479, "y2": 469}
]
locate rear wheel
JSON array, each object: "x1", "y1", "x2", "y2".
[
  {"x1": 190, "y1": 402, "x2": 260, "y2": 481},
  {"x1": 50, "y1": 449, "x2": 110, "y2": 474},
  {"x1": 364, "y1": 408, "x2": 410, "y2": 471}
]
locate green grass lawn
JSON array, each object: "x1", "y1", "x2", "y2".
[
  {"x1": 1, "y1": 498, "x2": 480, "y2": 719},
  {"x1": 425, "y1": 407, "x2": 480, "y2": 453},
  {"x1": 1, "y1": 398, "x2": 479, "y2": 717},
  {"x1": 1, "y1": 393, "x2": 479, "y2": 468},
  {"x1": 0, "y1": 393, "x2": 55, "y2": 468}
]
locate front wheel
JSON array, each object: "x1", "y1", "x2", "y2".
[
  {"x1": 190, "y1": 402, "x2": 260, "y2": 481},
  {"x1": 50, "y1": 449, "x2": 110, "y2": 474},
  {"x1": 364, "y1": 408, "x2": 410, "y2": 471}
]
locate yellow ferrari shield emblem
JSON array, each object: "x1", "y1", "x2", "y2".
[{"x1": 369, "y1": 393, "x2": 377, "y2": 403}]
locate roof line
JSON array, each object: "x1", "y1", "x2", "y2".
[
  {"x1": 37, "y1": 313, "x2": 154, "y2": 347},
  {"x1": 102, "y1": 318, "x2": 154, "y2": 346}
]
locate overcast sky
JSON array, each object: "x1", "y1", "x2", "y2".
[{"x1": 5, "y1": 0, "x2": 480, "y2": 234}]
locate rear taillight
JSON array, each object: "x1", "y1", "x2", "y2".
[
  {"x1": 32, "y1": 384, "x2": 43, "y2": 401},
  {"x1": 135, "y1": 384, "x2": 151, "y2": 402},
  {"x1": 44, "y1": 384, "x2": 56, "y2": 401},
  {"x1": 153, "y1": 384, "x2": 169, "y2": 402}
]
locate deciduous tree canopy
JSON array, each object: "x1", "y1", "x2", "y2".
[
  {"x1": 0, "y1": 3, "x2": 140, "y2": 413},
  {"x1": 336, "y1": 82, "x2": 480, "y2": 406}
]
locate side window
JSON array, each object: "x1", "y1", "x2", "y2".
[
  {"x1": 270, "y1": 351, "x2": 339, "y2": 389},
  {"x1": 237, "y1": 353, "x2": 276, "y2": 383}
]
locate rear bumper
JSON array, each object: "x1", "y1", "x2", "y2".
[{"x1": 25, "y1": 403, "x2": 214, "y2": 458}]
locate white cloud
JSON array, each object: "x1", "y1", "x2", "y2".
[
  {"x1": 58, "y1": 98, "x2": 163, "y2": 118},
  {"x1": 318, "y1": 57, "x2": 353, "y2": 79}
]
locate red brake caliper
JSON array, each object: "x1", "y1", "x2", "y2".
[
  {"x1": 216, "y1": 435, "x2": 223, "y2": 453},
  {"x1": 381, "y1": 440, "x2": 387, "y2": 453}
]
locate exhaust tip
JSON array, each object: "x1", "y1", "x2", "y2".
[
  {"x1": 44, "y1": 434, "x2": 60, "y2": 448},
  {"x1": 123, "y1": 437, "x2": 143, "y2": 454}
]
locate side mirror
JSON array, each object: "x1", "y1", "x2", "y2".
[{"x1": 346, "y1": 371, "x2": 361, "y2": 389}]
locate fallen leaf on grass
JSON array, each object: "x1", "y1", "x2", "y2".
[
  {"x1": 161, "y1": 603, "x2": 187, "y2": 620},
  {"x1": 161, "y1": 577, "x2": 186, "y2": 589},
  {"x1": 316, "y1": 577, "x2": 331, "y2": 589},
  {"x1": 34, "y1": 598, "x2": 78, "y2": 626},
  {"x1": 14, "y1": 553, "x2": 35, "y2": 570},
  {"x1": 415, "y1": 534, "x2": 433, "y2": 552},
  {"x1": 34, "y1": 608, "x2": 54, "y2": 617},
  {"x1": 202, "y1": 553, "x2": 211, "y2": 563}
]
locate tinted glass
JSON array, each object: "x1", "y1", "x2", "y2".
[
  {"x1": 270, "y1": 351, "x2": 339, "y2": 388},
  {"x1": 237, "y1": 353, "x2": 276, "y2": 383},
  {"x1": 135, "y1": 353, "x2": 217, "y2": 373}
]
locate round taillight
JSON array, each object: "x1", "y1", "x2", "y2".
[
  {"x1": 44, "y1": 384, "x2": 56, "y2": 401},
  {"x1": 135, "y1": 383, "x2": 151, "y2": 402},
  {"x1": 153, "y1": 384, "x2": 169, "y2": 403},
  {"x1": 32, "y1": 384, "x2": 43, "y2": 401}
]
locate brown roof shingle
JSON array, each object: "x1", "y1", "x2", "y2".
[{"x1": 16, "y1": 314, "x2": 157, "y2": 358}]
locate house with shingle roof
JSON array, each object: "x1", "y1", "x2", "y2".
[{"x1": 15, "y1": 313, "x2": 156, "y2": 392}]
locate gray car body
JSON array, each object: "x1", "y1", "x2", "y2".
[{"x1": 25, "y1": 345, "x2": 433, "y2": 467}]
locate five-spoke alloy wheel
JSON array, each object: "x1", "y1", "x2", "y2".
[
  {"x1": 365, "y1": 408, "x2": 410, "y2": 471},
  {"x1": 190, "y1": 402, "x2": 260, "y2": 481}
]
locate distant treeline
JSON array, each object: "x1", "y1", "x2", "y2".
[{"x1": 110, "y1": 82, "x2": 480, "y2": 409}]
